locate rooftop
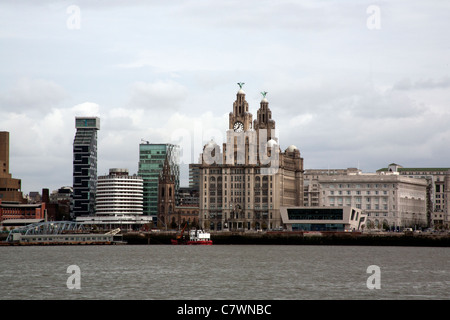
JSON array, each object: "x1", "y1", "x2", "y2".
[{"x1": 377, "y1": 167, "x2": 450, "y2": 172}]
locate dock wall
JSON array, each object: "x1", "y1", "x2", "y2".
[{"x1": 121, "y1": 231, "x2": 450, "y2": 247}]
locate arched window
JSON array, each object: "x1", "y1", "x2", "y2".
[{"x1": 169, "y1": 187, "x2": 172, "y2": 197}]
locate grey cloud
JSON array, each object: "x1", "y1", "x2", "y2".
[
  {"x1": 127, "y1": 80, "x2": 189, "y2": 111},
  {"x1": 393, "y1": 77, "x2": 450, "y2": 91},
  {"x1": 0, "y1": 78, "x2": 68, "y2": 113}
]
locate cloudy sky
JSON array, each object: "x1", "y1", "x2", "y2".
[{"x1": 1, "y1": 1, "x2": 449, "y2": 194}]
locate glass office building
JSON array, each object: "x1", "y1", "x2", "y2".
[
  {"x1": 280, "y1": 206, "x2": 366, "y2": 232},
  {"x1": 72, "y1": 117, "x2": 100, "y2": 218},
  {"x1": 138, "y1": 143, "x2": 179, "y2": 217}
]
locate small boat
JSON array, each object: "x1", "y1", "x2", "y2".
[{"x1": 171, "y1": 225, "x2": 212, "y2": 245}]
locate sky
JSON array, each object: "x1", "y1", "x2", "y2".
[{"x1": 1, "y1": 0, "x2": 449, "y2": 195}]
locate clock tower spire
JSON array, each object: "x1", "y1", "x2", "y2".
[
  {"x1": 254, "y1": 91, "x2": 276, "y2": 141},
  {"x1": 229, "y1": 82, "x2": 253, "y2": 132}
]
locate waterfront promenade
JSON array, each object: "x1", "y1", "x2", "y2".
[
  {"x1": 122, "y1": 230, "x2": 450, "y2": 246},
  {"x1": 2, "y1": 230, "x2": 449, "y2": 246}
]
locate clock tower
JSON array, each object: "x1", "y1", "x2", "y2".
[
  {"x1": 199, "y1": 83, "x2": 304, "y2": 233},
  {"x1": 229, "y1": 83, "x2": 253, "y2": 132},
  {"x1": 254, "y1": 92, "x2": 276, "y2": 142}
]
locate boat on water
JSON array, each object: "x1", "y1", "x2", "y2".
[{"x1": 171, "y1": 225, "x2": 213, "y2": 245}]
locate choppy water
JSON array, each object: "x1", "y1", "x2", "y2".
[{"x1": 0, "y1": 245, "x2": 448, "y2": 300}]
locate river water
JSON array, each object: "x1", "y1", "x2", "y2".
[{"x1": 0, "y1": 245, "x2": 448, "y2": 300}]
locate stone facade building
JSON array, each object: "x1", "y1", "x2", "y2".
[
  {"x1": 377, "y1": 163, "x2": 450, "y2": 229},
  {"x1": 315, "y1": 172, "x2": 428, "y2": 229},
  {"x1": 198, "y1": 85, "x2": 304, "y2": 231}
]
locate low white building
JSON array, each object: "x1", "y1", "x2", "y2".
[{"x1": 280, "y1": 206, "x2": 366, "y2": 232}]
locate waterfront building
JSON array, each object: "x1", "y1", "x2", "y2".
[
  {"x1": 377, "y1": 163, "x2": 450, "y2": 229},
  {"x1": 96, "y1": 168, "x2": 143, "y2": 216},
  {"x1": 138, "y1": 142, "x2": 180, "y2": 219},
  {"x1": 303, "y1": 168, "x2": 361, "y2": 207},
  {"x1": 158, "y1": 157, "x2": 199, "y2": 229},
  {"x1": 198, "y1": 84, "x2": 304, "y2": 231},
  {"x1": 0, "y1": 199, "x2": 46, "y2": 226},
  {"x1": 0, "y1": 131, "x2": 25, "y2": 203},
  {"x1": 280, "y1": 206, "x2": 366, "y2": 232},
  {"x1": 76, "y1": 168, "x2": 151, "y2": 230},
  {"x1": 72, "y1": 117, "x2": 100, "y2": 218},
  {"x1": 318, "y1": 173, "x2": 428, "y2": 230}
]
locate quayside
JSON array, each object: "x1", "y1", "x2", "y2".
[{"x1": 1, "y1": 221, "x2": 125, "y2": 246}]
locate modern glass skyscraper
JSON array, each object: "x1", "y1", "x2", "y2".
[
  {"x1": 138, "y1": 143, "x2": 179, "y2": 217},
  {"x1": 72, "y1": 117, "x2": 100, "y2": 218}
]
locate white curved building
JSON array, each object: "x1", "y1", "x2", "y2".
[{"x1": 96, "y1": 168, "x2": 144, "y2": 216}]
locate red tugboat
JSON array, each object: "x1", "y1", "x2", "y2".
[{"x1": 171, "y1": 223, "x2": 212, "y2": 245}]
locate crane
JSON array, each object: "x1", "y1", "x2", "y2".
[{"x1": 176, "y1": 222, "x2": 189, "y2": 240}]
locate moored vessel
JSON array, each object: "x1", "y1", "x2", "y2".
[
  {"x1": 2, "y1": 222, "x2": 125, "y2": 245},
  {"x1": 171, "y1": 227, "x2": 213, "y2": 245}
]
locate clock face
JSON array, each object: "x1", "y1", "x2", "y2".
[{"x1": 233, "y1": 121, "x2": 244, "y2": 132}]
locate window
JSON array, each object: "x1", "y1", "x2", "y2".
[{"x1": 287, "y1": 208, "x2": 344, "y2": 220}]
